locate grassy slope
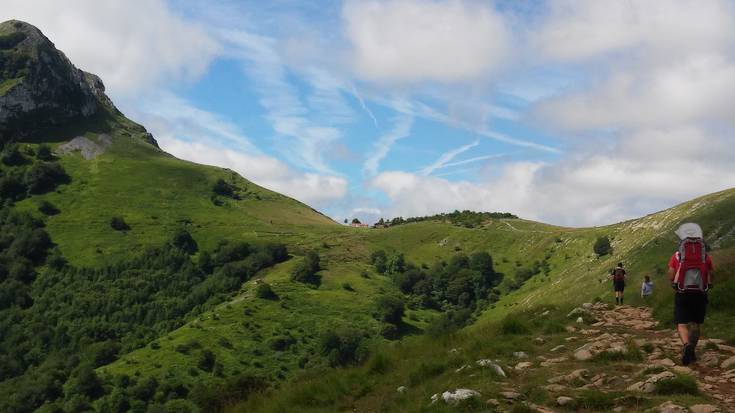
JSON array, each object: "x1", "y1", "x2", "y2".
[{"x1": 236, "y1": 189, "x2": 735, "y2": 412}]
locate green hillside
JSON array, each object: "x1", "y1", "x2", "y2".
[{"x1": 3, "y1": 19, "x2": 735, "y2": 413}]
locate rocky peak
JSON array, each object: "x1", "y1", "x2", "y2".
[{"x1": 0, "y1": 20, "x2": 119, "y2": 140}]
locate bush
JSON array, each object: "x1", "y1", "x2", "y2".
[
  {"x1": 291, "y1": 251, "x2": 321, "y2": 287},
  {"x1": 500, "y1": 317, "x2": 530, "y2": 335},
  {"x1": 268, "y1": 335, "x2": 296, "y2": 351},
  {"x1": 370, "y1": 250, "x2": 387, "y2": 274},
  {"x1": 319, "y1": 328, "x2": 367, "y2": 367},
  {"x1": 341, "y1": 282, "x2": 354, "y2": 291},
  {"x1": 170, "y1": 228, "x2": 198, "y2": 254},
  {"x1": 655, "y1": 375, "x2": 699, "y2": 395},
  {"x1": 36, "y1": 145, "x2": 54, "y2": 161},
  {"x1": 37, "y1": 200, "x2": 59, "y2": 216},
  {"x1": 110, "y1": 216, "x2": 130, "y2": 231},
  {"x1": 212, "y1": 179, "x2": 235, "y2": 198},
  {"x1": 593, "y1": 236, "x2": 612, "y2": 257},
  {"x1": 255, "y1": 283, "x2": 277, "y2": 300},
  {"x1": 374, "y1": 295, "x2": 404, "y2": 326},
  {"x1": 198, "y1": 350, "x2": 216, "y2": 372},
  {"x1": 24, "y1": 162, "x2": 69, "y2": 194},
  {"x1": 1, "y1": 144, "x2": 26, "y2": 166}
]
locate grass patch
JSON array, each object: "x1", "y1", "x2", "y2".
[
  {"x1": 655, "y1": 375, "x2": 699, "y2": 396},
  {"x1": 407, "y1": 361, "x2": 446, "y2": 385},
  {"x1": 574, "y1": 390, "x2": 618, "y2": 410},
  {"x1": 500, "y1": 317, "x2": 531, "y2": 335}
]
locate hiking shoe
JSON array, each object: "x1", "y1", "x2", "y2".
[{"x1": 681, "y1": 344, "x2": 695, "y2": 366}]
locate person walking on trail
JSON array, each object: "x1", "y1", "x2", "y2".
[
  {"x1": 612, "y1": 263, "x2": 626, "y2": 305},
  {"x1": 641, "y1": 275, "x2": 653, "y2": 301},
  {"x1": 669, "y1": 223, "x2": 714, "y2": 366}
]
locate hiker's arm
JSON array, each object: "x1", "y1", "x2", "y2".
[{"x1": 667, "y1": 267, "x2": 676, "y2": 282}]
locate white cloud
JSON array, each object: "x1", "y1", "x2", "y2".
[
  {"x1": 363, "y1": 114, "x2": 414, "y2": 176},
  {"x1": 372, "y1": 126, "x2": 735, "y2": 226},
  {"x1": 343, "y1": 0, "x2": 510, "y2": 83},
  {"x1": 0, "y1": 0, "x2": 219, "y2": 96},
  {"x1": 533, "y1": 0, "x2": 735, "y2": 62},
  {"x1": 134, "y1": 93, "x2": 347, "y2": 208}
]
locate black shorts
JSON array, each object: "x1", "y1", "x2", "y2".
[
  {"x1": 674, "y1": 292, "x2": 708, "y2": 324},
  {"x1": 613, "y1": 280, "x2": 625, "y2": 292}
]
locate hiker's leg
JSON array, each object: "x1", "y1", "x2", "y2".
[
  {"x1": 688, "y1": 323, "x2": 700, "y2": 348},
  {"x1": 677, "y1": 324, "x2": 690, "y2": 345}
]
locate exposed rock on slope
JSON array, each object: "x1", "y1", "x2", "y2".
[{"x1": 0, "y1": 20, "x2": 145, "y2": 142}]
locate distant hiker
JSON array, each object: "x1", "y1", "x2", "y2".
[
  {"x1": 641, "y1": 275, "x2": 653, "y2": 300},
  {"x1": 669, "y1": 223, "x2": 714, "y2": 366},
  {"x1": 611, "y1": 262, "x2": 626, "y2": 305}
]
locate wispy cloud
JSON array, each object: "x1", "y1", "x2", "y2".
[
  {"x1": 363, "y1": 115, "x2": 414, "y2": 176},
  {"x1": 419, "y1": 140, "x2": 480, "y2": 176},
  {"x1": 219, "y1": 29, "x2": 350, "y2": 175},
  {"x1": 350, "y1": 83, "x2": 380, "y2": 129}
]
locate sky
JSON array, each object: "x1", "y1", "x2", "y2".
[{"x1": 3, "y1": 0, "x2": 735, "y2": 227}]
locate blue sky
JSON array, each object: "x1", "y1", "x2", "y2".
[{"x1": 4, "y1": 0, "x2": 735, "y2": 226}]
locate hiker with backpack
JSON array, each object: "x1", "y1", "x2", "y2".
[
  {"x1": 668, "y1": 223, "x2": 714, "y2": 366},
  {"x1": 611, "y1": 263, "x2": 626, "y2": 305},
  {"x1": 641, "y1": 275, "x2": 653, "y2": 301}
]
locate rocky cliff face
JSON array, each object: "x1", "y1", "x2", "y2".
[{"x1": 0, "y1": 20, "x2": 118, "y2": 140}]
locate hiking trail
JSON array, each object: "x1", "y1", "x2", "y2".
[{"x1": 430, "y1": 303, "x2": 735, "y2": 412}]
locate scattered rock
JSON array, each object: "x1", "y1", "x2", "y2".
[
  {"x1": 544, "y1": 384, "x2": 567, "y2": 392},
  {"x1": 656, "y1": 401, "x2": 688, "y2": 413},
  {"x1": 441, "y1": 389, "x2": 481, "y2": 405},
  {"x1": 534, "y1": 337, "x2": 546, "y2": 344},
  {"x1": 500, "y1": 391, "x2": 523, "y2": 401},
  {"x1": 476, "y1": 359, "x2": 506, "y2": 377},
  {"x1": 720, "y1": 355, "x2": 735, "y2": 369},
  {"x1": 515, "y1": 361, "x2": 533, "y2": 371},
  {"x1": 556, "y1": 396, "x2": 574, "y2": 406},
  {"x1": 576, "y1": 316, "x2": 584, "y2": 323},
  {"x1": 582, "y1": 303, "x2": 593, "y2": 309},
  {"x1": 396, "y1": 386, "x2": 407, "y2": 394},
  {"x1": 550, "y1": 345, "x2": 566, "y2": 352},
  {"x1": 485, "y1": 398, "x2": 500, "y2": 407},
  {"x1": 689, "y1": 404, "x2": 720, "y2": 413},
  {"x1": 574, "y1": 349, "x2": 593, "y2": 361},
  {"x1": 627, "y1": 371, "x2": 676, "y2": 393},
  {"x1": 513, "y1": 351, "x2": 529, "y2": 359}
]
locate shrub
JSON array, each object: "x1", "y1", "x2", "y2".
[
  {"x1": 36, "y1": 144, "x2": 53, "y2": 161},
  {"x1": 171, "y1": 228, "x2": 197, "y2": 254},
  {"x1": 374, "y1": 295, "x2": 404, "y2": 326},
  {"x1": 1, "y1": 144, "x2": 26, "y2": 166},
  {"x1": 655, "y1": 375, "x2": 699, "y2": 395},
  {"x1": 212, "y1": 179, "x2": 235, "y2": 198},
  {"x1": 268, "y1": 335, "x2": 296, "y2": 351},
  {"x1": 198, "y1": 350, "x2": 216, "y2": 372},
  {"x1": 37, "y1": 200, "x2": 59, "y2": 216},
  {"x1": 500, "y1": 317, "x2": 530, "y2": 335},
  {"x1": 593, "y1": 236, "x2": 612, "y2": 257},
  {"x1": 341, "y1": 282, "x2": 354, "y2": 291},
  {"x1": 319, "y1": 328, "x2": 367, "y2": 367},
  {"x1": 255, "y1": 283, "x2": 277, "y2": 300},
  {"x1": 24, "y1": 162, "x2": 69, "y2": 194},
  {"x1": 291, "y1": 252, "x2": 321, "y2": 287},
  {"x1": 110, "y1": 216, "x2": 130, "y2": 231}
]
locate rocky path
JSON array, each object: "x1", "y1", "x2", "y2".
[{"x1": 432, "y1": 302, "x2": 735, "y2": 412}]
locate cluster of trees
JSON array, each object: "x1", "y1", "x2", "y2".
[
  {"x1": 0, "y1": 223, "x2": 288, "y2": 412},
  {"x1": 0, "y1": 143, "x2": 69, "y2": 202},
  {"x1": 376, "y1": 210, "x2": 518, "y2": 229},
  {"x1": 371, "y1": 250, "x2": 503, "y2": 331}
]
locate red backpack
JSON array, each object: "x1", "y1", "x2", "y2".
[
  {"x1": 673, "y1": 238, "x2": 710, "y2": 292},
  {"x1": 613, "y1": 268, "x2": 625, "y2": 282}
]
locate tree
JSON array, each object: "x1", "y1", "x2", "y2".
[
  {"x1": 594, "y1": 236, "x2": 612, "y2": 257},
  {"x1": 291, "y1": 251, "x2": 321, "y2": 286},
  {"x1": 386, "y1": 252, "x2": 405, "y2": 274},
  {"x1": 375, "y1": 295, "x2": 404, "y2": 326},
  {"x1": 24, "y1": 162, "x2": 69, "y2": 194},
  {"x1": 171, "y1": 228, "x2": 198, "y2": 254},
  {"x1": 255, "y1": 283, "x2": 277, "y2": 300},
  {"x1": 351, "y1": 218, "x2": 361, "y2": 225},
  {"x1": 371, "y1": 250, "x2": 387, "y2": 274},
  {"x1": 198, "y1": 350, "x2": 216, "y2": 372},
  {"x1": 212, "y1": 179, "x2": 235, "y2": 198},
  {"x1": 36, "y1": 144, "x2": 54, "y2": 161}
]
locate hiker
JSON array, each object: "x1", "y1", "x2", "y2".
[
  {"x1": 668, "y1": 223, "x2": 714, "y2": 366},
  {"x1": 611, "y1": 263, "x2": 626, "y2": 305},
  {"x1": 641, "y1": 275, "x2": 653, "y2": 301}
]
